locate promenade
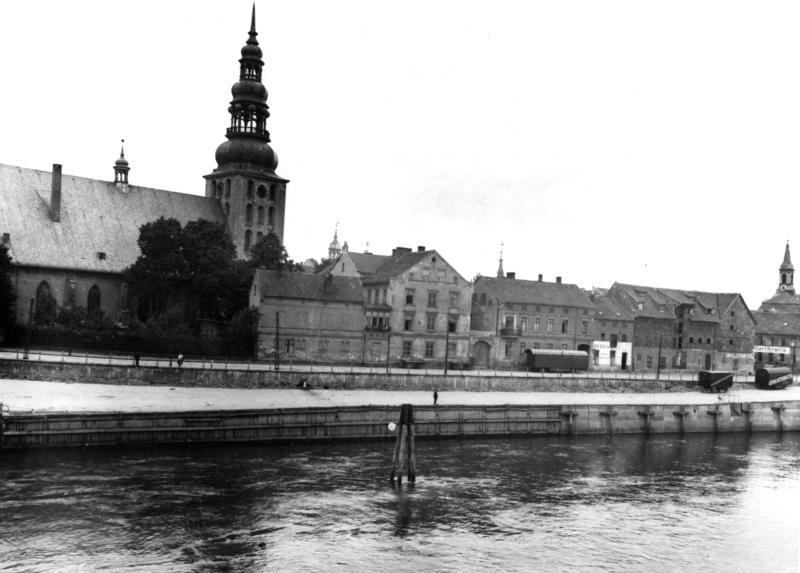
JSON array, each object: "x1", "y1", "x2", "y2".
[{"x1": 1, "y1": 378, "x2": 798, "y2": 415}]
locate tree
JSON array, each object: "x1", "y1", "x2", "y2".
[
  {"x1": 249, "y1": 231, "x2": 304, "y2": 272},
  {"x1": 0, "y1": 245, "x2": 14, "y2": 332}
]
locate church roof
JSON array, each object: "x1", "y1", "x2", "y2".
[
  {"x1": 478, "y1": 276, "x2": 596, "y2": 309},
  {"x1": 255, "y1": 269, "x2": 363, "y2": 304},
  {"x1": 0, "y1": 163, "x2": 225, "y2": 274}
]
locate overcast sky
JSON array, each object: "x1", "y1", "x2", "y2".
[{"x1": 1, "y1": 1, "x2": 798, "y2": 308}]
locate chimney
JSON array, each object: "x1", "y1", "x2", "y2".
[
  {"x1": 51, "y1": 164, "x2": 62, "y2": 222},
  {"x1": 506, "y1": 272, "x2": 515, "y2": 279},
  {"x1": 538, "y1": 274, "x2": 543, "y2": 282},
  {"x1": 417, "y1": 245, "x2": 425, "y2": 253},
  {"x1": 556, "y1": 276, "x2": 562, "y2": 284},
  {"x1": 392, "y1": 246, "x2": 412, "y2": 256}
]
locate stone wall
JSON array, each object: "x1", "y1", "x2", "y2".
[{"x1": 0, "y1": 360, "x2": 704, "y2": 393}]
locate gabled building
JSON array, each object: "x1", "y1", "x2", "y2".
[
  {"x1": 470, "y1": 273, "x2": 596, "y2": 369},
  {"x1": 251, "y1": 270, "x2": 364, "y2": 362},
  {"x1": 606, "y1": 283, "x2": 755, "y2": 372},
  {"x1": 591, "y1": 289, "x2": 635, "y2": 369},
  {"x1": 352, "y1": 246, "x2": 473, "y2": 366}
]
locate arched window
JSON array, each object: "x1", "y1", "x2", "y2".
[
  {"x1": 782, "y1": 273, "x2": 787, "y2": 285},
  {"x1": 87, "y1": 284, "x2": 101, "y2": 314},
  {"x1": 268, "y1": 185, "x2": 277, "y2": 202},
  {"x1": 247, "y1": 180, "x2": 255, "y2": 200},
  {"x1": 35, "y1": 281, "x2": 57, "y2": 324},
  {"x1": 225, "y1": 179, "x2": 231, "y2": 198},
  {"x1": 246, "y1": 203, "x2": 254, "y2": 225},
  {"x1": 224, "y1": 202, "x2": 230, "y2": 216},
  {"x1": 244, "y1": 229, "x2": 253, "y2": 253},
  {"x1": 257, "y1": 206, "x2": 264, "y2": 225},
  {"x1": 257, "y1": 184, "x2": 267, "y2": 199},
  {"x1": 256, "y1": 231, "x2": 263, "y2": 243},
  {"x1": 215, "y1": 182, "x2": 223, "y2": 199},
  {"x1": 267, "y1": 206, "x2": 275, "y2": 228}
]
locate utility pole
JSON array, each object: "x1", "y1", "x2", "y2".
[
  {"x1": 656, "y1": 334, "x2": 662, "y2": 380},
  {"x1": 274, "y1": 311, "x2": 280, "y2": 372}
]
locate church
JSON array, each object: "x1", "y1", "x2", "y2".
[{"x1": 0, "y1": 8, "x2": 286, "y2": 326}]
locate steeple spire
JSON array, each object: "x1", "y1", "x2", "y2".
[
  {"x1": 114, "y1": 138, "x2": 130, "y2": 186},
  {"x1": 497, "y1": 243, "x2": 504, "y2": 278},
  {"x1": 777, "y1": 241, "x2": 795, "y2": 294},
  {"x1": 328, "y1": 223, "x2": 342, "y2": 259}
]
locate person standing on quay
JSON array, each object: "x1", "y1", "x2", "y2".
[{"x1": 433, "y1": 389, "x2": 438, "y2": 406}]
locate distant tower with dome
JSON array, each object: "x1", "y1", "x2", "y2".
[{"x1": 204, "y1": 6, "x2": 288, "y2": 259}]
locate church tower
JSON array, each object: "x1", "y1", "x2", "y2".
[
  {"x1": 204, "y1": 6, "x2": 288, "y2": 259},
  {"x1": 777, "y1": 241, "x2": 795, "y2": 294}
]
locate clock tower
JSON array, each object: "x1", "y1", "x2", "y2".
[
  {"x1": 777, "y1": 242, "x2": 795, "y2": 294},
  {"x1": 204, "y1": 6, "x2": 288, "y2": 259}
]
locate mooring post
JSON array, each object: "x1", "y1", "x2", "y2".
[
  {"x1": 389, "y1": 403, "x2": 416, "y2": 484},
  {"x1": 637, "y1": 407, "x2": 655, "y2": 434},
  {"x1": 707, "y1": 405, "x2": 722, "y2": 434},
  {"x1": 560, "y1": 408, "x2": 578, "y2": 435},
  {"x1": 673, "y1": 407, "x2": 689, "y2": 434},
  {"x1": 741, "y1": 403, "x2": 753, "y2": 433},
  {"x1": 599, "y1": 407, "x2": 617, "y2": 436},
  {"x1": 771, "y1": 404, "x2": 786, "y2": 433}
]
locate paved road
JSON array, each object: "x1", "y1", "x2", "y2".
[{"x1": 1, "y1": 378, "x2": 796, "y2": 415}]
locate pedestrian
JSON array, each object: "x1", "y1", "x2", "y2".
[
  {"x1": 433, "y1": 389, "x2": 438, "y2": 406},
  {"x1": 133, "y1": 352, "x2": 140, "y2": 367},
  {"x1": 177, "y1": 353, "x2": 184, "y2": 367}
]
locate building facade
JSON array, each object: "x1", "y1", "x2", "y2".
[
  {"x1": 251, "y1": 270, "x2": 364, "y2": 363},
  {"x1": 470, "y1": 274, "x2": 597, "y2": 369},
  {"x1": 606, "y1": 283, "x2": 756, "y2": 372},
  {"x1": 592, "y1": 290, "x2": 635, "y2": 369}
]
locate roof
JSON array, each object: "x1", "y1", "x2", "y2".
[
  {"x1": 593, "y1": 293, "x2": 634, "y2": 321},
  {"x1": 346, "y1": 252, "x2": 390, "y2": 275},
  {"x1": 608, "y1": 282, "x2": 748, "y2": 323},
  {"x1": 0, "y1": 163, "x2": 225, "y2": 274},
  {"x1": 753, "y1": 311, "x2": 800, "y2": 335},
  {"x1": 255, "y1": 270, "x2": 363, "y2": 304},
  {"x1": 759, "y1": 291, "x2": 800, "y2": 309},
  {"x1": 363, "y1": 251, "x2": 431, "y2": 283},
  {"x1": 478, "y1": 276, "x2": 595, "y2": 309}
]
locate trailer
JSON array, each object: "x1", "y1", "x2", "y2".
[
  {"x1": 754, "y1": 367, "x2": 793, "y2": 390},
  {"x1": 524, "y1": 349, "x2": 590, "y2": 373},
  {"x1": 698, "y1": 370, "x2": 733, "y2": 393}
]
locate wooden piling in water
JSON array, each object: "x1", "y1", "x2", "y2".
[{"x1": 389, "y1": 403, "x2": 416, "y2": 484}]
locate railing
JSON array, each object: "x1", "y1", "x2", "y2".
[
  {"x1": 364, "y1": 325, "x2": 392, "y2": 332},
  {"x1": 500, "y1": 327, "x2": 522, "y2": 337}
]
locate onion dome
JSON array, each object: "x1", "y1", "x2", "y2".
[
  {"x1": 214, "y1": 5, "x2": 278, "y2": 173},
  {"x1": 114, "y1": 139, "x2": 130, "y2": 184}
]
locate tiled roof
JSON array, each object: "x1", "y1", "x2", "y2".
[
  {"x1": 609, "y1": 282, "x2": 747, "y2": 323},
  {"x1": 753, "y1": 311, "x2": 800, "y2": 334},
  {"x1": 594, "y1": 293, "x2": 634, "y2": 321},
  {"x1": 362, "y1": 251, "x2": 432, "y2": 284},
  {"x1": 256, "y1": 269, "x2": 363, "y2": 304},
  {"x1": 0, "y1": 163, "x2": 225, "y2": 274},
  {"x1": 347, "y1": 252, "x2": 390, "y2": 275},
  {"x1": 479, "y1": 276, "x2": 595, "y2": 309},
  {"x1": 759, "y1": 291, "x2": 800, "y2": 309}
]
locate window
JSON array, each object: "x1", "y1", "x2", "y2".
[
  {"x1": 425, "y1": 341, "x2": 435, "y2": 358},
  {"x1": 601, "y1": 332, "x2": 605, "y2": 340},
  {"x1": 405, "y1": 289, "x2": 415, "y2": 305},
  {"x1": 438, "y1": 271, "x2": 445, "y2": 282},
  {"x1": 267, "y1": 206, "x2": 275, "y2": 228},
  {"x1": 427, "y1": 291, "x2": 437, "y2": 308},
  {"x1": 257, "y1": 206, "x2": 264, "y2": 225},
  {"x1": 269, "y1": 185, "x2": 277, "y2": 201},
  {"x1": 562, "y1": 308, "x2": 569, "y2": 314},
  {"x1": 449, "y1": 291, "x2": 460, "y2": 307},
  {"x1": 621, "y1": 334, "x2": 627, "y2": 343},
  {"x1": 610, "y1": 334, "x2": 618, "y2": 348},
  {"x1": 224, "y1": 202, "x2": 230, "y2": 216},
  {"x1": 504, "y1": 315, "x2": 515, "y2": 329},
  {"x1": 581, "y1": 320, "x2": 589, "y2": 335},
  {"x1": 448, "y1": 316, "x2": 457, "y2": 333},
  {"x1": 533, "y1": 317, "x2": 540, "y2": 332},
  {"x1": 729, "y1": 339, "x2": 733, "y2": 346},
  {"x1": 382, "y1": 289, "x2": 387, "y2": 304},
  {"x1": 447, "y1": 342, "x2": 456, "y2": 357},
  {"x1": 561, "y1": 319, "x2": 568, "y2": 334},
  {"x1": 340, "y1": 340, "x2": 350, "y2": 357},
  {"x1": 533, "y1": 343, "x2": 540, "y2": 349},
  {"x1": 689, "y1": 337, "x2": 694, "y2": 343},
  {"x1": 247, "y1": 180, "x2": 255, "y2": 200},
  {"x1": 480, "y1": 293, "x2": 486, "y2": 305},
  {"x1": 257, "y1": 183, "x2": 266, "y2": 199},
  {"x1": 546, "y1": 318, "x2": 554, "y2": 333},
  {"x1": 546, "y1": 343, "x2": 554, "y2": 350},
  {"x1": 426, "y1": 313, "x2": 437, "y2": 331},
  {"x1": 245, "y1": 203, "x2": 254, "y2": 225},
  {"x1": 706, "y1": 338, "x2": 711, "y2": 344},
  {"x1": 284, "y1": 339, "x2": 295, "y2": 354},
  {"x1": 520, "y1": 316, "x2": 528, "y2": 332},
  {"x1": 87, "y1": 284, "x2": 101, "y2": 314},
  {"x1": 404, "y1": 313, "x2": 414, "y2": 331},
  {"x1": 225, "y1": 178, "x2": 231, "y2": 197},
  {"x1": 729, "y1": 324, "x2": 734, "y2": 331},
  {"x1": 646, "y1": 356, "x2": 653, "y2": 368},
  {"x1": 561, "y1": 344, "x2": 567, "y2": 350},
  {"x1": 402, "y1": 340, "x2": 412, "y2": 357},
  {"x1": 319, "y1": 339, "x2": 329, "y2": 354},
  {"x1": 244, "y1": 229, "x2": 252, "y2": 252},
  {"x1": 505, "y1": 342, "x2": 512, "y2": 357}
]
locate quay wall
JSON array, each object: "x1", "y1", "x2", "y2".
[
  {"x1": 2, "y1": 400, "x2": 798, "y2": 449},
  {"x1": 0, "y1": 360, "x2": 710, "y2": 393}
]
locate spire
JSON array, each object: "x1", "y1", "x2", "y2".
[
  {"x1": 114, "y1": 138, "x2": 130, "y2": 186},
  {"x1": 777, "y1": 241, "x2": 795, "y2": 294},
  {"x1": 328, "y1": 223, "x2": 342, "y2": 259},
  {"x1": 214, "y1": 6, "x2": 278, "y2": 173},
  {"x1": 496, "y1": 243, "x2": 504, "y2": 278}
]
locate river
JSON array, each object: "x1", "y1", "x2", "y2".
[{"x1": 0, "y1": 433, "x2": 798, "y2": 572}]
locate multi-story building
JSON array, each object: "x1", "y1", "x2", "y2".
[
  {"x1": 606, "y1": 283, "x2": 756, "y2": 372},
  {"x1": 354, "y1": 246, "x2": 472, "y2": 366},
  {"x1": 591, "y1": 289, "x2": 635, "y2": 369},
  {"x1": 0, "y1": 10, "x2": 284, "y2": 325},
  {"x1": 251, "y1": 270, "x2": 364, "y2": 363},
  {"x1": 753, "y1": 242, "x2": 800, "y2": 369},
  {"x1": 470, "y1": 273, "x2": 596, "y2": 369}
]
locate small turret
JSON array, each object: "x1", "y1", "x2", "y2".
[
  {"x1": 114, "y1": 139, "x2": 130, "y2": 190},
  {"x1": 777, "y1": 241, "x2": 795, "y2": 294}
]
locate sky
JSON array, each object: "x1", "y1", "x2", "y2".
[{"x1": 1, "y1": 0, "x2": 799, "y2": 308}]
